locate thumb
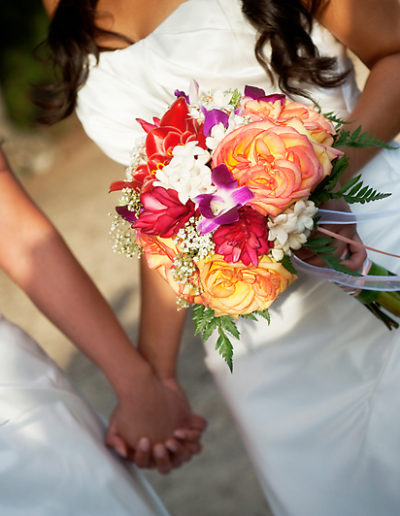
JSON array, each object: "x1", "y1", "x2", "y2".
[
  {"x1": 106, "y1": 416, "x2": 129, "y2": 459},
  {"x1": 188, "y1": 413, "x2": 208, "y2": 432}
]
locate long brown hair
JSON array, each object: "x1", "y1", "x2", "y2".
[
  {"x1": 36, "y1": 0, "x2": 132, "y2": 123},
  {"x1": 36, "y1": 0, "x2": 347, "y2": 124},
  {"x1": 242, "y1": 0, "x2": 347, "y2": 101}
]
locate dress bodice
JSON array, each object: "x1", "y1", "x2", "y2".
[{"x1": 76, "y1": 0, "x2": 360, "y2": 166}]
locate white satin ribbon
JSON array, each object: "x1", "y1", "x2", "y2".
[
  {"x1": 291, "y1": 255, "x2": 400, "y2": 291},
  {"x1": 292, "y1": 208, "x2": 400, "y2": 290},
  {"x1": 317, "y1": 208, "x2": 399, "y2": 225}
]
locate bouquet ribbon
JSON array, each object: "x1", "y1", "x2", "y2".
[{"x1": 293, "y1": 207, "x2": 400, "y2": 291}]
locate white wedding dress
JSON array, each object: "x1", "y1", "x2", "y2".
[
  {"x1": 76, "y1": 0, "x2": 400, "y2": 514},
  {"x1": 0, "y1": 315, "x2": 169, "y2": 516}
]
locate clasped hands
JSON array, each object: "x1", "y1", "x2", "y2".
[{"x1": 106, "y1": 362, "x2": 206, "y2": 474}]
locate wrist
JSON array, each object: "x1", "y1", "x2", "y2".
[{"x1": 106, "y1": 345, "x2": 154, "y2": 399}]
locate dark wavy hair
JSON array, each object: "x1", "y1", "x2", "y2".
[
  {"x1": 35, "y1": 0, "x2": 133, "y2": 123},
  {"x1": 36, "y1": 0, "x2": 347, "y2": 124},
  {"x1": 242, "y1": 0, "x2": 348, "y2": 100}
]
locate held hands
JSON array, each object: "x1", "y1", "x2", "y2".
[
  {"x1": 295, "y1": 197, "x2": 367, "y2": 272},
  {"x1": 106, "y1": 364, "x2": 206, "y2": 474}
]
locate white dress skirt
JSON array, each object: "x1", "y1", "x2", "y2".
[
  {"x1": 75, "y1": 0, "x2": 400, "y2": 514},
  {"x1": 0, "y1": 315, "x2": 169, "y2": 516}
]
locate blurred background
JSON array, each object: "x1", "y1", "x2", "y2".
[{"x1": 0, "y1": 3, "x2": 372, "y2": 515}]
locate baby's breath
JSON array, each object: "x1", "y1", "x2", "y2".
[
  {"x1": 126, "y1": 137, "x2": 146, "y2": 179},
  {"x1": 228, "y1": 88, "x2": 242, "y2": 109},
  {"x1": 175, "y1": 218, "x2": 215, "y2": 262},
  {"x1": 176, "y1": 297, "x2": 190, "y2": 310},
  {"x1": 173, "y1": 253, "x2": 197, "y2": 284},
  {"x1": 109, "y1": 215, "x2": 143, "y2": 259},
  {"x1": 119, "y1": 188, "x2": 142, "y2": 216}
]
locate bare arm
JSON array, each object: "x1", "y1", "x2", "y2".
[
  {"x1": 138, "y1": 259, "x2": 186, "y2": 379},
  {"x1": 0, "y1": 148, "x2": 148, "y2": 396},
  {"x1": 0, "y1": 148, "x2": 205, "y2": 471},
  {"x1": 317, "y1": 0, "x2": 400, "y2": 180}
]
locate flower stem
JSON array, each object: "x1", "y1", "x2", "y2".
[{"x1": 355, "y1": 262, "x2": 400, "y2": 330}]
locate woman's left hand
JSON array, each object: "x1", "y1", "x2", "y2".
[{"x1": 295, "y1": 197, "x2": 367, "y2": 272}]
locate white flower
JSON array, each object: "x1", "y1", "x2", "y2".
[
  {"x1": 268, "y1": 199, "x2": 318, "y2": 260},
  {"x1": 154, "y1": 141, "x2": 215, "y2": 204},
  {"x1": 126, "y1": 136, "x2": 146, "y2": 179},
  {"x1": 188, "y1": 105, "x2": 204, "y2": 121},
  {"x1": 206, "y1": 113, "x2": 250, "y2": 150},
  {"x1": 206, "y1": 123, "x2": 228, "y2": 150}
]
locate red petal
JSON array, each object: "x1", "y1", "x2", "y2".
[
  {"x1": 136, "y1": 118, "x2": 158, "y2": 133},
  {"x1": 160, "y1": 98, "x2": 190, "y2": 132},
  {"x1": 109, "y1": 180, "x2": 137, "y2": 192},
  {"x1": 146, "y1": 127, "x2": 180, "y2": 157}
]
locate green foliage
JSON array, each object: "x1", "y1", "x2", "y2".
[
  {"x1": 215, "y1": 328, "x2": 234, "y2": 372},
  {"x1": 304, "y1": 237, "x2": 361, "y2": 276},
  {"x1": 279, "y1": 255, "x2": 297, "y2": 274},
  {"x1": 334, "y1": 175, "x2": 391, "y2": 204},
  {"x1": 323, "y1": 112, "x2": 348, "y2": 129},
  {"x1": 253, "y1": 309, "x2": 271, "y2": 324},
  {"x1": 334, "y1": 125, "x2": 396, "y2": 150},
  {"x1": 0, "y1": 1, "x2": 52, "y2": 127},
  {"x1": 229, "y1": 89, "x2": 242, "y2": 110},
  {"x1": 192, "y1": 304, "x2": 270, "y2": 371},
  {"x1": 192, "y1": 305, "x2": 218, "y2": 342},
  {"x1": 310, "y1": 155, "x2": 349, "y2": 205}
]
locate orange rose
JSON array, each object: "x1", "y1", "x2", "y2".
[
  {"x1": 212, "y1": 119, "x2": 339, "y2": 217},
  {"x1": 136, "y1": 231, "x2": 202, "y2": 303},
  {"x1": 242, "y1": 98, "x2": 335, "y2": 146},
  {"x1": 196, "y1": 254, "x2": 296, "y2": 317}
]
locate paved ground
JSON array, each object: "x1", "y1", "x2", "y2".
[{"x1": 0, "y1": 120, "x2": 272, "y2": 516}]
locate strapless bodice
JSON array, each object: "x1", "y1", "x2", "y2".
[{"x1": 76, "y1": 0, "x2": 360, "y2": 165}]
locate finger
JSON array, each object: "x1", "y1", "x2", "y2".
[
  {"x1": 183, "y1": 441, "x2": 202, "y2": 456},
  {"x1": 173, "y1": 428, "x2": 202, "y2": 442},
  {"x1": 165, "y1": 438, "x2": 191, "y2": 463},
  {"x1": 188, "y1": 413, "x2": 208, "y2": 432},
  {"x1": 133, "y1": 437, "x2": 153, "y2": 469},
  {"x1": 106, "y1": 419, "x2": 128, "y2": 459},
  {"x1": 153, "y1": 443, "x2": 173, "y2": 474},
  {"x1": 342, "y1": 238, "x2": 367, "y2": 272}
]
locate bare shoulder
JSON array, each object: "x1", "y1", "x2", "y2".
[
  {"x1": 41, "y1": 0, "x2": 58, "y2": 16},
  {"x1": 316, "y1": 0, "x2": 400, "y2": 67}
]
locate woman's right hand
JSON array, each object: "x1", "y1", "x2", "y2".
[{"x1": 106, "y1": 363, "x2": 206, "y2": 474}]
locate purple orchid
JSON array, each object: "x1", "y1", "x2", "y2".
[
  {"x1": 115, "y1": 205, "x2": 137, "y2": 223},
  {"x1": 174, "y1": 89, "x2": 190, "y2": 104},
  {"x1": 201, "y1": 106, "x2": 230, "y2": 137},
  {"x1": 195, "y1": 164, "x2": 254, "y2": 234},
  {"x1": 244, "y1": 85, "x2": 285, "y2": 106}
]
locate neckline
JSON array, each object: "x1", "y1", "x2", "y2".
[{"x1": 102, "y1": 0, "x2": 193, "y2": 54}]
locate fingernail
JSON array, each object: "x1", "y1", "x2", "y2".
[
  {"x1": 154, "y1": 446, "x2": 167, "y2": 459},
  {"x1": 139, "y1": 438, "x2": 150, "y2": 452},
  {"x1": 165, "y1": 442, "x2": 178, "y2": 453},
  {"x1": 173, "y1": 429, "x2": 186, "y2": 439},
  {"x1": 114, "y1": 444, "x2": 127, "y2": 459}
]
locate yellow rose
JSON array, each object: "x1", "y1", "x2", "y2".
[{"x1": 196, "y1": 254, "x2": 296, "y2": 316}]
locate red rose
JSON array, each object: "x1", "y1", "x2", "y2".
[
  {"x1": 212, "y1": 206, "x2": 271, "y2": 266},
  {"x1": 133, "y1": 186, "x2": 195, "y2": 238}
]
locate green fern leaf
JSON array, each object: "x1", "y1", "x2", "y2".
[
  {"x1": 215, "y1": 328, "x2": 234, "y2": 372},
  {"x1": 279, "y1": 255, "x2": 297, "y2": 274}
]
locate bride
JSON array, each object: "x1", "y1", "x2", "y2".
[{"x1": 40, "y1": 0, "x2": 400, "y2": 514}]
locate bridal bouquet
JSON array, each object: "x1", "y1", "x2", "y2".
[{"x1": 110, "y1": 83, "x2": 400, "y2": 370}]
